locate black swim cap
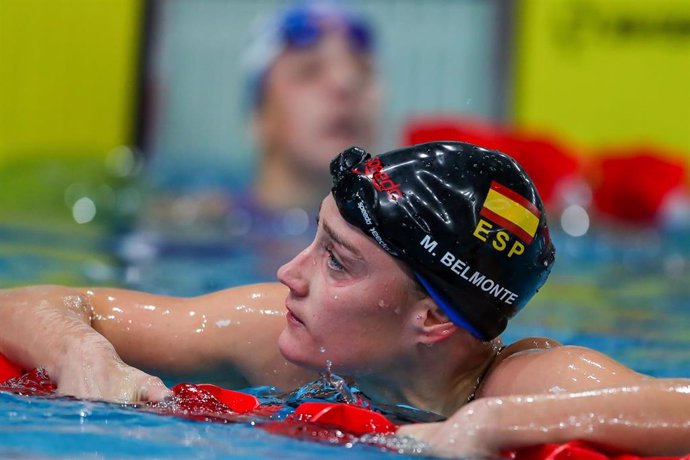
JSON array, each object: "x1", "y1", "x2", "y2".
[{"x1": 330, "y1": 142, "x2": 555, "y2": 340}]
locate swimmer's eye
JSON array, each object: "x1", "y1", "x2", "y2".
[
  {"x1": 290, "y1": 54, "x2": 323, "y2": 83},
  {"x1": 326, "y1": 248, "x2": 345, "y2": 272}
]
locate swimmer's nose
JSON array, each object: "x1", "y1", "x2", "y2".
[
  {"x1": 277, "y1": 248, "x2": 310, "y2": 297},
  {"x1": 323, "y1": 35, "x2": 368, "y2": 103},
  {"x1": 327, "y1": 56, "x2": 359, "y2": 100}
]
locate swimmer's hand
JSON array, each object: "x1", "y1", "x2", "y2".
[
  {"x1": 54, "y1": 336, "x2": 172, "y2": 403},
  {"x1": 396, "y1": 402, "x2": 496, "y2": 459}
]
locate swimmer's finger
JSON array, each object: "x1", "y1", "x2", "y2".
[
  {"x1": 396, "y1": 422, "x2": 485, "y2": 459},
  {"x1": 396, "y1": 422, "x2": 439, "y2": 441},
  {"x1": 135, "y1": 375, "x2": 173, "y2": 402}
]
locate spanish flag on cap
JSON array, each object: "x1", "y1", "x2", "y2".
[{"x1": 479, "y1": 181, "x2": 541, "y2": 244}]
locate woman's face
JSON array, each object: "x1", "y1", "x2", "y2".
[
  {"x1": 256, "y1": 29, "x2": 380, "y2": 175},
  {"x1": 277, "y1": 194, "x2": 426, "y2": 376}
]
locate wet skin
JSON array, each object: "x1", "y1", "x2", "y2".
[
  {"x1": 2, "y1": 196, "x2": 690, "y2": 456},
  {"x1": 2, "y1": 196, "x2": 669, "y2": 404},
  {"x1": 277, "y1": 195, "x2": 429, "y2": 377}
]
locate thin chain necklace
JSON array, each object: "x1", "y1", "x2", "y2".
[{"x1": 465, "y1": 341, "x2": 503, "y2": 403}]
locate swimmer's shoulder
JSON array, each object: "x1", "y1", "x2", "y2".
[
  {"x1": 478, "y1": 339, "x2": 644, "y2": 398},
  {"x1": 477, "y1": 336, "x2": 561, "y2": 397}
]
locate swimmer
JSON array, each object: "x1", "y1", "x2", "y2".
[
  {"x1": 1, "y1": 142, "x2": 689, "y2": 457},
  {"x1": 246, "y1": 1, "x2": 380, "y2": 211},
  {"x1": 138, "y1": 2, "x2": 381, "y2": 273}
]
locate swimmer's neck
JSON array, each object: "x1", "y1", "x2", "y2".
[
  {"x1": 355, "y1": 338, "x2": 500, "y2": 417},
  {"x1": 254, "y1": 149, "x2": 331, "y2": 211}
]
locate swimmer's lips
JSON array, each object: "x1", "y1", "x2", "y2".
[
  {"x1": 286, "y1": 306, "x2": 306, "y2": 327},
  {"x1": 322, "y1": 116, "x2": 359, "y2": 142}
]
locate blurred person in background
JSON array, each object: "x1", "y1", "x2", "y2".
[
  {"x1": 244, "y1": 0, "x2": 380, "y2": 213},
  {"x1": 130, "y1": 1, "x2": 381, "y2": 283}
]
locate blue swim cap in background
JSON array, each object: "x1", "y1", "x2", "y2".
[
  {"x1": 330, "y1": 142, "x2": 556, "y2": 341},
  {"x1": 242, "y1": 1, "x2": 375, "y2": 110}
]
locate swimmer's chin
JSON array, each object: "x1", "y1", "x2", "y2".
[
  {"x1": 277, "y1": 331, "x2": 333, "y2": 372},
  {"x1": 277, "y1": 329, "x2": 306, "y2": 367}
]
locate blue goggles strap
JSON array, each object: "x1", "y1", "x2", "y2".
[{"x1": 415, "y1": 273, "x2": 487, "y2": 341}]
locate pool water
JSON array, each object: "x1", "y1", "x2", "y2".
[
  {"x1": 0, "y1": 392, "x2": 416, "y2": 459},
  {"x1": 1, "y1": 219, "x2": 689, "y2": 459}
]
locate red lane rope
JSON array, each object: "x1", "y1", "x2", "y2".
[{"x1": 0, "y1": 353, "x2": 687, "y2": 459}]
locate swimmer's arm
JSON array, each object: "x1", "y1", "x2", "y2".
[
  {"x1": 400, "y1": 346, "x2": 690, "y2": 456},
  {"x1": 399, "y1": 377, "x2": 690, "y2": 457},
  {"x1": 86, "y1": 283, "x2": 314, "y2": 389},
  {"x1": 0, "y1": 283, "x2": 311, "y2": 401},
  {"x1": 0, "y1": 285, "x2": 170, "y2": 402}
]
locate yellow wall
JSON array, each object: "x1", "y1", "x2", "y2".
[
  {"x1": 514, "y1": 0, "x2": 690, "y2": 160},
  {"x1": 0, "y1": 0, "x2": 141, "y2": 164}
]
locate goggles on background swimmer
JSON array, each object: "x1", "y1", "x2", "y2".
[
  {"x1": 279, "y1": 7, "x2": 373, "y2": 53},
  {"x1": 243, "y1": 3, "x2": 375, "y2": 109}
]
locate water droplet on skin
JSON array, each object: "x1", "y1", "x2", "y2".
[{"x1": 319, "y1": 346, "x2": 326, "y2": 353}]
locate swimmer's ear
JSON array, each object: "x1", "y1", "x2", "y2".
[{"x1": 417, "y1": 301, "x2": 458, "y2": 345}]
